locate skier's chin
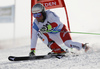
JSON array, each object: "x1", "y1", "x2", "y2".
[{"x1": 37, "y1": 19, "x2": 43, "y2": 22}]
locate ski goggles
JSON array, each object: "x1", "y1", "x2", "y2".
[{"x1": 33, "y1": 13, "x2": 42, "y2": 18}]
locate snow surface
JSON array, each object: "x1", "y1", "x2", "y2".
[{"x1": 0, "y1": 35, "x2": 100, "y2": 69}]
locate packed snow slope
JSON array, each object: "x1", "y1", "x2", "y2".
[{"x1": 0, "y1": 34, "x2": 100, "y2": 69}]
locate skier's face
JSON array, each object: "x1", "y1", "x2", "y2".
[{"x1": 33, "y1": 12, "x2": 44, "y2": 22}]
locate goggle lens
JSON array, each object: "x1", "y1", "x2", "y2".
[{"x1": 33, "y1": 13, "x2": 42, "y2": 18}]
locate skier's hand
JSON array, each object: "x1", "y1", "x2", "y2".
[
  {"x1": 40, "y1": 24, "x2": 52, "y2": 33},
  {"x1": 29, "y1": 50, "x2": 35, "y2": 57},
  {"x1": 40, "y1": 25, "x2": 48, "y2": 33}
]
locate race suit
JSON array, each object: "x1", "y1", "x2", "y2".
[{"x1": 31, "y1": 10, "x2": 83, "y2": 53}]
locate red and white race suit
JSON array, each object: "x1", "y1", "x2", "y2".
[{"x1": 31, "y1": 10, "x2": 82, "y2": 53}]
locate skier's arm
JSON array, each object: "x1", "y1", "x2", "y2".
[
  {"x1": 30, "y1": 22, "x2": 39, "y2": 56},
  {"x1": 31, "y1": 28, "x2": 38, "y2": 50},
  {"x1": 47, "y1": 12, "x2": 63, "y2": 32},
  {"x1": 48, "y1": 12, "x2": 60, "y2": 28},
  {"x1": 40, "y1": 12, "x2": 62, "y2": 33}
]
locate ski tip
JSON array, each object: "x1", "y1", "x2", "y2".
[{"x1": 8, "y1": 56, "x2": 15, "y2": 61}]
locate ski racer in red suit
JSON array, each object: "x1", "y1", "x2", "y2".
[{"x1": 29, "y1": 3, "x2": 89, "y2": 56}]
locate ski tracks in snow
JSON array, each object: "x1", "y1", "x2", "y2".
[{"x1": 0, "y1": 47, "x2": 100, "y2": 69}]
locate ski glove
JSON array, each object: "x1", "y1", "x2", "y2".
[
  {"x1": 29, "y1": 50, "x2": 35, "y2": 57},
  {"x1": 40, "y1": 24, "x2": 53, "y2": 33}
]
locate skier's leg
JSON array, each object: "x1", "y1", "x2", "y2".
[
  {"x1": 64, "y1": 40, "x2": 82, "y2": 50},
  {"x1": 60, "y1": 25, "x2": 72, "y2": 42},
  {"x1": 47, "y1": 40, "x2": 66, "y2": 53},
  {"x1": 60, "y1": 25, "x2": 89, "y2": 51},
  {"x1": 43, "y1": 33, "x2": 66, "y2": 53},
  {"x1": 37, "y1": 32, "x2": 66, "y2": 53},
  {"x1": 64, "y1": 40, "x2": 89, "y2": 52},
  {"x1": 37, "y1": 32, "x2": 48, "y2": 45}
]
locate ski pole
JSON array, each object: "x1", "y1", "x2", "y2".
[
  {"x1": 70, "y1": 31, "x2": 100, "y2": 35},
  {"x1": 46, "y1": 31, "x2": 100, "y2": 35}
]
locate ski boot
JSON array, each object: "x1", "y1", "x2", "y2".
[
  {"x1": 48, "y1": 49, "x2": 69, "y2": 59},
  {"x1": 82, "y1": 43, "x2": 89, "y2": 52}
]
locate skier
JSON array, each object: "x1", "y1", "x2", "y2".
[{"x1": 29, "y1": 3, "x2": 89, "y2": 57}]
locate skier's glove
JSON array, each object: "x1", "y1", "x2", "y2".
[
  {"x1": 29, "y1": 50, "x2": 35, "y2": 57},
  {"x1": 40, "y1": 24, "x2": 52, "y2": 33}
]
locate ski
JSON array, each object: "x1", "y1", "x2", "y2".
[
  {"x1": 8, "y1": 52, "x2": 79, "y2": 61},
  {"x1": 8, "y1": 54, "x2": 65, "y2": 61}
]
